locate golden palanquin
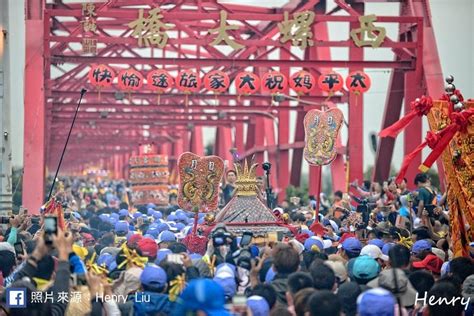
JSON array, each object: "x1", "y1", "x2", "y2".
[{"x1": 427, "y1": 100, "x2": 474, "y2": 256}]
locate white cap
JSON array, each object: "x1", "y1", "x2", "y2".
[
  {"x1": 215, "y1": 263, "x2": 235, "y2": 279},
  {"x1": 360, "y1": 244, "x2": 389, "y2": 261},
  {"x1": 315, "y1": 237, "x2": 332, "y2": 249},
  {"x1": 288, "y1": 239, "x2": 305, "y2": 255}
]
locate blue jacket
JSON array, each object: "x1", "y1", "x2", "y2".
[{"x1": 133, "y1": 291, "x2": 175, "y2": 316}]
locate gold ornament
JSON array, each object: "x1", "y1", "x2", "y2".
[
  {"x1": 234, "y1": 159, "x2": 259, "y2": 196},
  {"x1": 205, "y1": 213, "x2": 216, "y2": 224}
]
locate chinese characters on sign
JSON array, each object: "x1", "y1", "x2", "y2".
[
  {"x1": 128, "y1": 8, "x2": 172, "y2": 48},
  {"x1": 87, "y1": 65, "x2": 372, "y2": 96},
  {"x1": 208, "y1": 10, "x2": 244, "y2": 50},
  {"x1": 350, "y1": 14, "x2": 386, "y2": 48},
  {"x1": 204, "y1": 70, "x2": 230, "y2": 93},
  {"x1": 278, "y1": 11, "x2": 315, "y2": 49},
  {"x1": 318, "y1": 72, "x2": 344, "y2": 94},
  {"x1": 81, "y1": 3, "x2": 97, "y2": 32},
  {"x1": 123, "y1": 9, "x2": 387, "y2": 50},
  {"x1": 31, "y1": 291, "x2": 82, "y2": 304},
  {"x1": 147, "y1": 69, "x2": 174, "y2": 93},
  {"x1": 290, "y1": 70, "x2": 315, "y2": 95},
  {"x1": 234, "y1": 71, "x2": 260, "y2": 95},
  {"x1": 176, "y1": 70, "x2": 201, "y2": 93},
  {"x1": 261, "y1": 71, "x2": 288, "y2": 95},
  {"x1": 88, "y1": 64, "x2": 115, "y2": 88},
  {"x1": 81, "y1": 3, "x2": 97, "y2": 54},
  {"x1": 82, "y1": 38, "x2": 97, "y2": 54},
  {"x1": 345, "y1": 70, "x2": 371, "y2": 94}
]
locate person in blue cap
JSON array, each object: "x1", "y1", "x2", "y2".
[
  {"x1": 351, "y1": 256, "x2": 381, "y2": 285},
  {"x1": 338, "y1": 237, "x2": 363, "y2": 267},
  {"x1": 357, "y1": 288, "x2": 397, "y2": 316},
  {"x1": 172, "y1": 278, "x2": 232, "y2": 316},
  {"x1": 132, "y1": 265, "x2": 175, "y2": 315},
  {"x1": 411, "y1": 239, "x2": 433, "y2": 260}
]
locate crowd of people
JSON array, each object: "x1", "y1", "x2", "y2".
[{"x1": 0, "y1": 172, "x2": 473, "y2": 316}]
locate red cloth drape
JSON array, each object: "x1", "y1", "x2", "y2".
[
  {"x1": 396, "y1": 108, "x2": 474, "y2": 182},
  {"x1": 380, "y1": 96, "x2": 433, "y2": 138}
]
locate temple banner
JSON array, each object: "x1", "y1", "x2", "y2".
[{"x1": 129, "y1": 151, "x2": 169, "y2": 206}]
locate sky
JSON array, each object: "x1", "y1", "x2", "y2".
[{"x1": 6, "y1": 0, "x2": 474, "y2": 172}]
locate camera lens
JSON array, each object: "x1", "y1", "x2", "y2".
[
  {"x1": 214, "y1": 237, "x2": 224, "y2": 246},
  {"x1": 262, "y1": 162, "x2": 271, "y2": 171}
]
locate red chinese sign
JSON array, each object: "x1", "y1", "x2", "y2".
[
  {"x1": 261, "y1": 71, "x2": 288, "y2": 94},
  {"x1": 203, "y1": 70, "x2": 230, "y2": 94},
  {"x1": 290, "y1": 70, "x2": 315, "y2": 94},
  {"x1": 117, "y1": 69, "x2": 144, "y2": 91},
  {"x1": 318, "y1": 72, "x2": 344, "y2": 94},
  {"x1": 147, "y1": 69, "x2": 174, "y2": 93},
  {"x1": 234, "y1": 72, "x2": 260, "y2": 95},
  {"x1": 345, "y1": 71, "x2": 371, "y2": 94},
  {"x1": 176, "y1": 70, "x2": 201, "y2": 93},
  {"x1": 88, "y1": 64, "x2": 115, "y2": 88}
]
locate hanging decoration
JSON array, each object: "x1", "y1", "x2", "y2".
[
  {"x1": 345, "y1": 70, "x2": 371, "y2": 95},
  {"x1": 261, "y1": 71, "x2": 288, "y2": 100},
  {"x1": 88, "y1": 64, "x2": 115, "y2": 101},
  {"x1": 234, "y1": 71, "x2": 260, "y2": 99},
  {"x1": 176, "y1": 70, "x2": 201, "y2": 107},
  {"x1": 204, "y1": 70, "x2": 230, "y2": 104},
  {"x1": 146, "y1": 69, "x2": 174, "y2": 105},
  {"x1": 289, "y1": 70, "x2": 315, "y2": 95},
  {"x1": 117, "y1": 69, "x2": 144, "y2": 101},
  {"x1": 204, "y1": 70, "x2": 230, "y2": 95},
  {"x1": 303, "y1": 108, "x2": 345, "y2": 166},
  {"x1": 379, "y1": 96, "x2": 433, "y2": 138},
  {"x1": 317, "y1": 71, "x2": 343, "y2": 97},
  {"x1": 177, "y1": 152, "x2": 224, "y2": 212}
]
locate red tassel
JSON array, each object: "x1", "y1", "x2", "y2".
[
  {"x1": 420, "y1": 125, "x2": 458, "y2": 171},
  {"x1": 380, "y1": 96, "x2": 433, "y2": 138},
  {"x1": 379, "y1": 111, "x2": 418, "y2": 138},
  {"x1": 396, "y1": 141, "x2": 427, "y2": 184}
]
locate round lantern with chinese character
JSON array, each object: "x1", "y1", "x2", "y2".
[
  {"x1": 118, "y1": 69, "x2": 144, "y2": 91},
  {"x1": 88, "y1": 64, "x2": 115, "y2": 88},
  {"x1": 147, "y1": 69, "x2": 174, "y2": 105},
  {"x1": 176, "y1": 70, "x2": 201, "y2": 107},
  {"x1": 88, "y1": 64, "x2": 115, "y2": 101},
  {"x1": 147, "y1": 69, "x2": 174, "y2": 93},
  {"x1": 345, "y1": 71, "x2": 371, "y2": 95},
  {"x1": 261, "y1": 71, "x2": 288, "y2": 95},
  {"x1": 176, "y1": 70, "x2": 201, "y2": 93},
  {"x1": 204, "y1": 70, "x2": 230, "y2": 94},
  {"x1": 234, "y1": 72, "x2": 260, "y2": 96},
  {"x1": 317, "y1": 71, "x2": 344, "y2": 95},
  {"x1": 290, "y1": 70, "x2": 316, "y2": 95}
]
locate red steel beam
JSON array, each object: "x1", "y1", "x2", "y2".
[
  {"x1": 49, "y1": 35, "x2": 418, "y2": 49},
  {"x1": 373, "y1": 68, "x2": 405, "y2": 183},
  {"x1": 51, "y1": 103, "x2": 334, "y2": 112},
  {"x1": 47, "y1": 9, "x2": 420, "y2": 23},
  {"x1": 50, "y1": 90, "x2": 344, "y2": 103},
  {"x1": 347, "y1": 2, "x2": 365, "y2": 186},
  {"x1": 411, "y1": 0, "x2": 446, "y2": 190},
  {"x1": 23, "y1": 0, "x2": 46, "y2": 214},
  {"x1": 278, "y1": 45, "x2": 291, "y2": 202},
  {"x1": 51, "y1": 55, "x2": 415, "y2": 70}
]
